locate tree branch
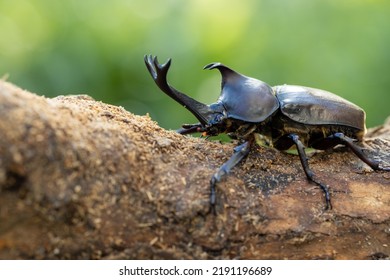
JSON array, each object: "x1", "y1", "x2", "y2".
[{"x1": 0, "y1": 81, "x2": 389, "y2": 259}]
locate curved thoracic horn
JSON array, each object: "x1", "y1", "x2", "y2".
[
  {"x1": 203, "y1": 62, "x2": 236, "y2": 74},
  {"x1": 204, "y1": 62, "x2": 279, "y2": 123},
  {"x1": 144, "y1": 55, "x2": 214, "y2": 125}
]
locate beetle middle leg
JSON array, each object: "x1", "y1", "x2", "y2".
[
  {"x1": 210, "y1": 140, "x2": 251, "y2": 214},
  {"x1": 287, "y1": 134, "x2": 332, "y2": 210}
]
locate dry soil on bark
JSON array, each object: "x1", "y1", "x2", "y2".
[{"x1": 0, "y1": 80, "x2": 389, "y2": 259}]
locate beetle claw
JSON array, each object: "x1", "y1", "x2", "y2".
[{"x1": 379, "y1": 166, "x2": 390, "y2": 172}]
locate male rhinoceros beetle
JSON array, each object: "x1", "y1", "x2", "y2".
[{"x1": 144, "y1": 55, "x2": 389, "y2": 212}]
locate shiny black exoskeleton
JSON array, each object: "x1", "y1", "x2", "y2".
[{"x1": 144, "y1": 55, "x2": 389, "y2": 212}]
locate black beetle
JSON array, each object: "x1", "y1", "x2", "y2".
[{"x1": 144, "y1": 55, "x2": 389, "y2": 212}]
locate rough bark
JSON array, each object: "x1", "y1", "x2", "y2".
[{"x1": 0, "y1": 80, "x2": 389, "y2": 260}]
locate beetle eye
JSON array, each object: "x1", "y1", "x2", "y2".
[{"x1": 209, "y1": 113, "x2": 224, "y2": 125}]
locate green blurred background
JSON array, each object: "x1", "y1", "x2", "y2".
[{"x1": 1, "y1": 0, "x2": 389, "y2": 130}]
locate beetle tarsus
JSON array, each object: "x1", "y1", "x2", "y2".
[
  {"x1": 209, "y1": 177, "x2": 217, "y2": 215},
  {"x1": 317, "y1": 183, "x2": 332, "y2": 210},
  {"x1": 288, "y1": 134, "x2": 332, "y2": 210},
  {"x1": 209, "y1": 141, "x2": 251, "y2": 214}
]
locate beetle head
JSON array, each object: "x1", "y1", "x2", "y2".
[
  {"x1": 204, "y1": 63, "x2": 279, "y2": 123},
  {"x1": 145, "y1": 55, "x2": 279, "y2": 137}
]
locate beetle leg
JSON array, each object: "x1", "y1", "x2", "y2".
[
  {"x1": 177, "y1": 123, "x2": 204, "y2": 135},
  {"x1": 209, "y1": 140, "x2": 251, "y2": 214},
  {"x1": 288, "y1": 134, "x2": 332, "y2": 210},
  {"x1": 327, "y1": 133, "x2": 390, "y2": 171}
]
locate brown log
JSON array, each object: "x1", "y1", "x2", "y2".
[{"x1": 0, "y1": 80, "x2": 389, "y2": 259}]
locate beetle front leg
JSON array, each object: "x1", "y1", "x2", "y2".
[
  {"x1": 210, "y1": 140, "x2": 251, "y2": 214},
  {"x1": 176, "y1": 123, "x2": 204, "y2": 135},
  {"x1": 288, "y1": 134, "x2": 332, "y2": 210}
]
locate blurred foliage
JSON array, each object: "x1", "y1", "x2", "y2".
[{"x1": 0, "y1": 0, "x2": 389, "y2": 130}]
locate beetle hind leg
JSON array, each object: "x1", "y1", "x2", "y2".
[
  {"x1": 288, "y1": 134, "x2": 332, "y2": 210},
  {"x1": 325, "y1": 133, "x2": 390, "y2": 171},
  {"x1": 209, "y1": 140, "x2": 251, "y2": 214}
]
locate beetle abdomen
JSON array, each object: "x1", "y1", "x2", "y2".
[{"x1": 274, "y1": 85, "x2": 366, "y2": 133}]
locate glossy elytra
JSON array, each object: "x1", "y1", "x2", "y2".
[{"x1": 144, "y1": 55, "x2": 390, "y2": 213}]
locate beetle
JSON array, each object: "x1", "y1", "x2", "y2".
[{"x1": 144, "y1": 55, "x2": 389, "y2": 212}]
